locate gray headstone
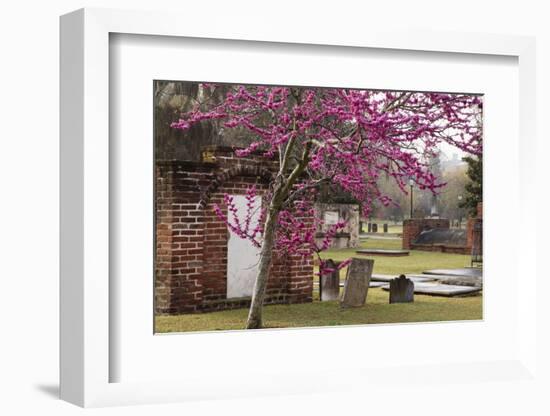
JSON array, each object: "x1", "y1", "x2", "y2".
[
  {"x1": 367, "y1": 223, "x2": 372, "y2": 233},
  {"x1": 319, "y1": 259, "x2": 340, "y2": 301},
  {"x1": 372, "y1": 223, "x2": 378, "y2": 233},
  {"x1": 389, "y1": 275, "x2": 414, "y2": 303},
  {"x1": 340, "y1": 258, "x2": 374, "y2": 308},
  {"x1": 383, "y1": 223, "x2": 388, "y2": 233}
]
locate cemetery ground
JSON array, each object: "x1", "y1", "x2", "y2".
[
  {"x1": 362, "y1": 222, "x2": 404, "y2": 235},
  {"x1": 156, "y1": 238, "x2": 482, "y2": 333},
  {"x1": 360, "y1": 221, "x2": 467, "y2": 236}
]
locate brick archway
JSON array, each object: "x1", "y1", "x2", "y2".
[
  {"x1": 155, "y1": 150, "x2": 313, "y2": 315},
  {"x1": 198, "y1": 164, "x2": 274, "y2": 209}
]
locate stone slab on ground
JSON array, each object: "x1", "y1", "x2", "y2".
[
  {"x1": 359, "y1": 234, "x2": 401, "y2": 240},
  {"x1": 407, "y1": 274, "x2": 482, "y2": 288},
  {"x1": 356, "y1": 249, "x2": 410, "y2": 257},
  {"x1": 383, "y1": 282, "x2": 481, "y2": 297},
  {"x1": 336, "y1": 281, "x2": 387, "y2": 288},
  {"x1": 437, "y1": 275, "x2": 482, "y2": 288},
  {"x1": 422, "y1": 268, "x2": 482, "y2": 278},
  {"x1": 371, "y1": 274, "x2": 436, "y2": 283},
  {"x1": 317, "y1": 281, "x2": 387, "y2": 289},
  {"x1": 369, "y1": 281, "x2": 389, "y2": 288}
]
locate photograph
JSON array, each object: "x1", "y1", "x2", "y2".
[
  {"x1": 153, "y1": 81, "x2": 483, "y2": 333},
  {"x1": 0, "y1": 0, "x2": 545, "y2": 413}
]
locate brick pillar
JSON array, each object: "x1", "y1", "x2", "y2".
[
  {"x1": 286, "y1": 254, "x2": 314, "y2": 303},
  {"x1": 466, "y1": 202, "x2": 483, "y2": 250},
  {"x1": 287, "y1": 212, "x2": 314, "y2": 303},
  {"x1": 402, "y1": 218, "x2": 450, "y2": 249},
  {"x1": 402, "y1": 219, "x2": 422, "y2": 249},
  {"x1": 201, "y1": 198, "x2": 230, "y2": 302},
  {"x1": 155, "y1": 163, "x2": 175, "y2": 313},
  {"x1": 155, "y1": 162, "x2": 205, "y2": 314}
]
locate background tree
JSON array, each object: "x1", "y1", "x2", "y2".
[
  {"x1": 437, "y1": 165, "x2": 468, "y2": 223},
  {"x1": 375, "y1": 175, "x2": 409, "y2": 222},
  {"x1": 172, "y1": 84, "x2": 482, "y2": 329},
  {"x1": 459, "y1": 156, "x2": 483, "y2": 217}
]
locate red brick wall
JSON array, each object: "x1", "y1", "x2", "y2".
[
  {"x1": 403, "y1": 202, "x2": 482, "y2": 255},
  {"x1": 466, "y1": 203, "x2": 483, "y2": 250},
  {"x1": 407, "y1": 243, "x2": 470, "y2": 254},
  {"x1": 155, "y1": 148, "x2": 313, "y2": 315},
  {"x1": 402, "y1": 218, "x2": 450, "y2": 249}
]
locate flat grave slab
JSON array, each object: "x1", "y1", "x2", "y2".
[
  {"x1": 359, "y1": 234, "x2": 401, "y2": 240},
  {"x1": 371, "y1": 274, "x2": 436, "y2": 283},
  {"x1": 383, "y1": 282, "x2": 481, "y2": 297},
  {"x1": 422, "y1": 268, "x2": 482, "y2": 278},
  {"x1": 356, "y1": 249, "x2": 410, "y2": 257},
  {"x1": 407, "y1": 274, "x2": 481, "y2": 288},
  {"x1": 437, "y1": 275, "x2": 482, "y2": 288},
  {"x1": 319, "y1": 281, "x2": 396, "y2": 288}
]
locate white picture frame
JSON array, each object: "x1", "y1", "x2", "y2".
[{"x1": 60, "y1": 7, "x2": 539, "y2": 408}]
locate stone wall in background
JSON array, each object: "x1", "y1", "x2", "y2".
[
  {"x1": 402, "y1": 202, "x2": 482, "y2": 255},
  {"x1": 314, "y1": 203, "x2": 360, "y2": 249},
  {"x1": 402, "y1": 218, "x2": 451, "y2": 250}
]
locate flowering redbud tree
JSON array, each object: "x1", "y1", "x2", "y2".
[{"x1": 172, "y1": 84, "x2": 482, "y2": 329}]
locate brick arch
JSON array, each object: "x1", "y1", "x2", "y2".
[
  {"x1": 155, "y1": 158, "x2": 314, "y2": 314},
  {"x1": 198, "y1": 164, "x2": 274, "y2": 209}
]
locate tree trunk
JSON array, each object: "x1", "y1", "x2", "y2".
[
  {"x1": 245, "y1": 132, "x2": 310, "y2": 329},
  {"x1": 245, "y1": 204, "x2": 279, "y2": 329}
]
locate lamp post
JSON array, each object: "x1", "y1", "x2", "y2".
[
  {"x1": 457, "y1": 195, "x2": 463, "y2": 228},
  {"x1": 409, "y1": 178, "x2": 414, "y2": 219}
]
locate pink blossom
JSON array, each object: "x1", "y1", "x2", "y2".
[{"x1": 173, "y1": 84, "x2": 482, "y2": 261}]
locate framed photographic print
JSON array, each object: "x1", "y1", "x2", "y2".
[
  {"x1": 60, "y1": 7, "x2": 539, "y2": 409},
  {"x1": 152, "y1": 80, "x2": 484, "y2": 334}
]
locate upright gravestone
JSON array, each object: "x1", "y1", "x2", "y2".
[
  {"x1": 383, "y1": 223, "x2": 388, "y2": 233},
  {"x1": 372, "y1": 223, "x2": 378, "y2": 233},
  {"x1": 319, "y1": 259, "x2": 340, "y2": 301},
  {"x1": 340, "y1": 258, "x2": 374, "y2": 308},
  {"x1": 389, "y1": 275, "x2": 414, "y2": 303},
  {"x1": 367, "y1": 223, "x2": 372, "y2": 233}
]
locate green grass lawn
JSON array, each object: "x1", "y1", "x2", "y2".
[
  {"x1": 362, "y1": 223, "x2": 403, "y2": 234},
  {"x1": 156, "y1": 287, "x2": 482, "y2": 333},
  {"x1": 361, "y1": 221, "x2": 467, "y2": 236},
  {"x1": 155, "y1": 238, "x2": 481, "y2": 333},
  {"x1": 320, "y1": 237, "x2": 471, "y2": 277}
]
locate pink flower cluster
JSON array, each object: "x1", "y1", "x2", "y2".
[
  {"x1": 318, "y1": 258, "x2": 352, "y2": 276},
  {"x1": 173, "y1": 84, "x2": 482, "y2": 266},
  {"x1": 212, "y1": 186, "x2": 265, "y2": 248},
  {"x1": 211, "y1": 185, "x2": 351, "y2": 274}
]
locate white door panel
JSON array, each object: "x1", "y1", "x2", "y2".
[{"x1": 226, "y1": 194, "x2": 262, "y2": 298}]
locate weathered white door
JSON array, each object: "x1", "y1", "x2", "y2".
[{"x1": 226, "y1": 194, "x2": 262, "y2": 298}]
